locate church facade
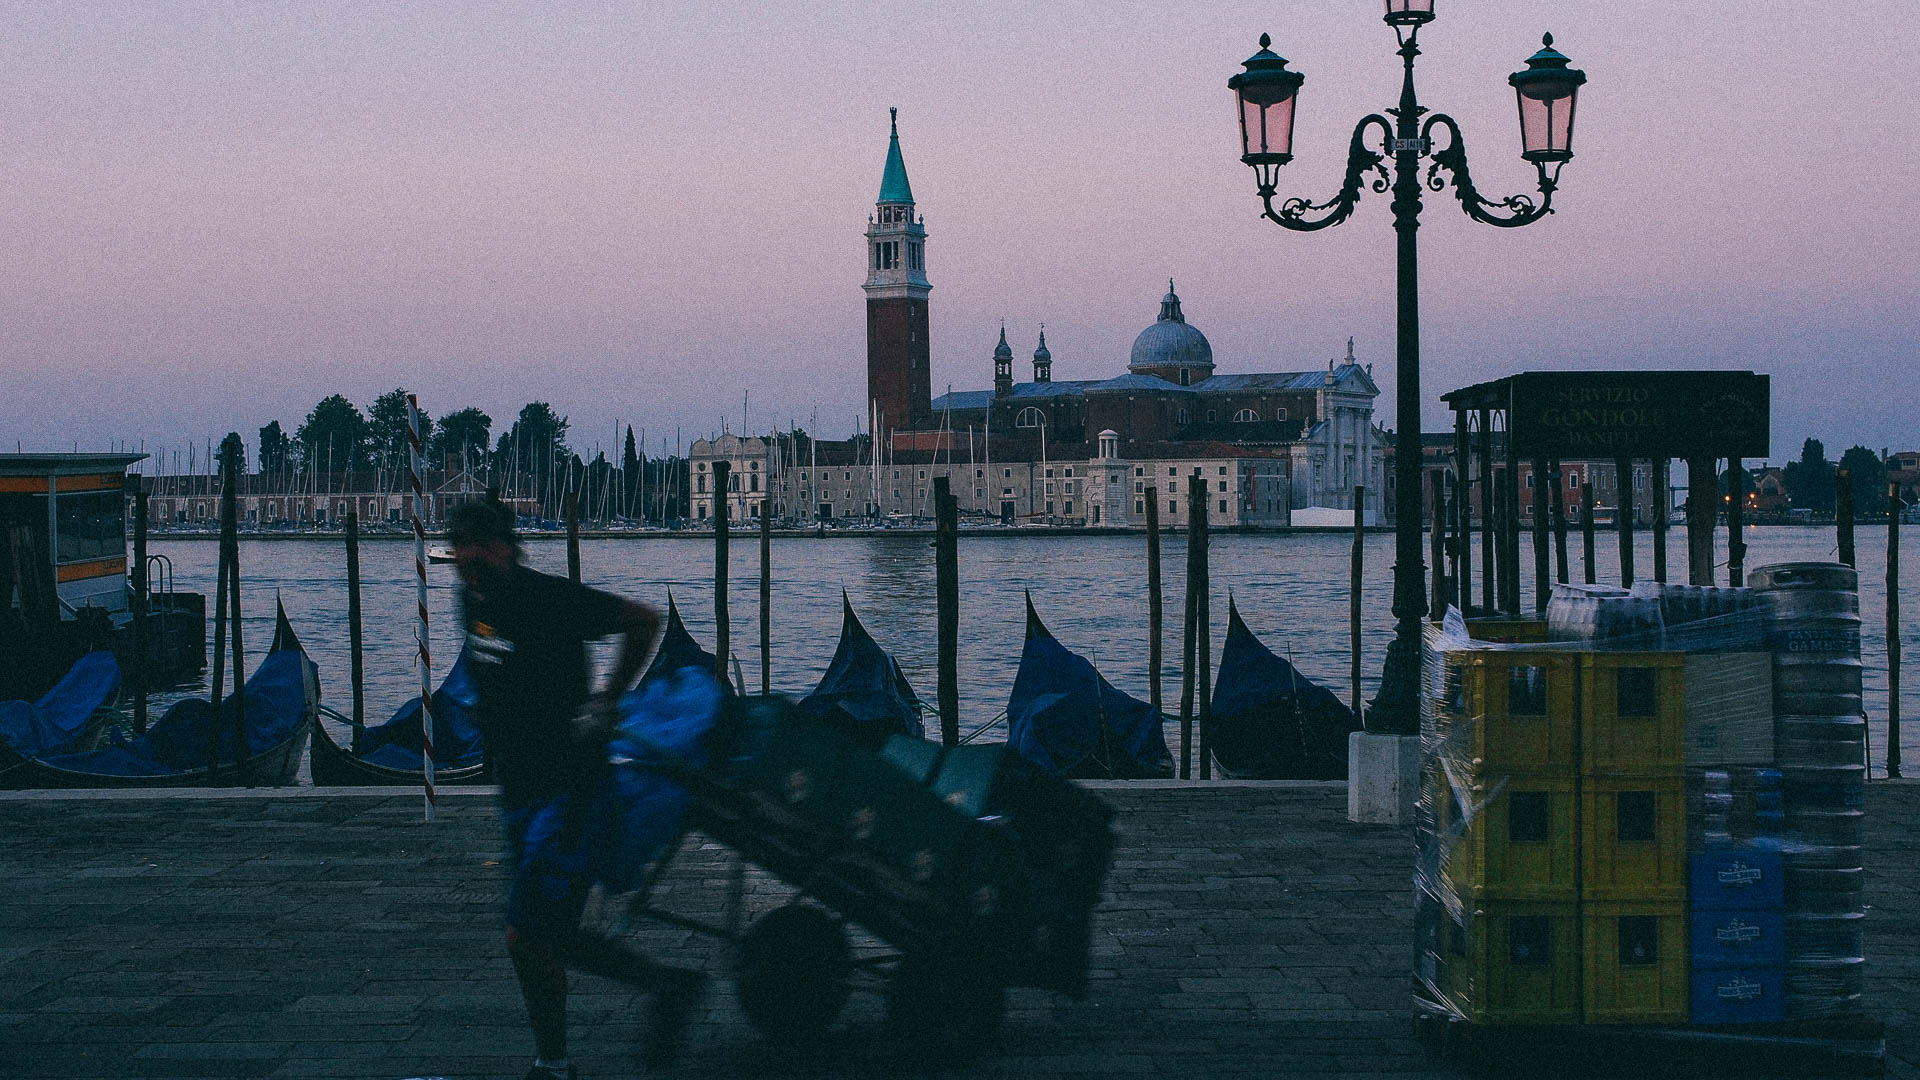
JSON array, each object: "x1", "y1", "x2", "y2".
[{"x1": 693, "y1": 113, "x2": 1387, "y2": 528}]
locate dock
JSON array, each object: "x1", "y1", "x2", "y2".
[{"x1": 1, "y1": 782, "x2": 1913, "y2": 1079}]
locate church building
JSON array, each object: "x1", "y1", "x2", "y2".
[{"x1": 697, "y1": 112, "x2": 1388, "y2": 528}]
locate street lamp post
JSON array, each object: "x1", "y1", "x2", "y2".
[{"x1": 1230, "y1": 7, "x2": 1585, "y2": 735}]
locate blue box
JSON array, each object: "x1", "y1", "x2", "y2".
[
  {"x1": 1689, "y1": 907, "x2": 1786, "y2": 967},
  {"x1": 1689, "y1": 965, "x2": 1786, "y2": 1024},
  {"x1": 1689, "y1": 850, "x2": 1784, "y2": 909}
]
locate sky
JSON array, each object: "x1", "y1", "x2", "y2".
[{"x1": 2, "y1": 0, "x2": 1916, "y2": 469}]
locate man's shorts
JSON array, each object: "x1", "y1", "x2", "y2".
[{"x1": 502, "y1": 791, "x2": 594, "y2": 934}]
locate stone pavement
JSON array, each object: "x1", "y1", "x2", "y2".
[{"x1": 0, "y1": 782, "x2": 1912, "y2": 1080}]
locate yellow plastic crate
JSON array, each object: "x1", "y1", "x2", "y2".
[
  {"x1": 1581, "y1": 652, "x2": 1687, "y2": 775},
  {"x1": 1583, "y1": 900, "x2": 1689, "y2": 1024},
  {"x1": 1581, "y1": 774, "x2": 1687, "y2": 902},
  {"x1": 1441, "y1": 900, "x2": 1581, "y2": 1025},
  {"x1": 1435, "y1": 773, "x2": 1578, "y2": 903},
  {"x1": 1435, "y1": 650, "x2": 1578, "y2": 776}
]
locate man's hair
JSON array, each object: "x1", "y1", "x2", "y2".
[{"x1": 448, "y1": 499, "x2": 519, "y2": 551}]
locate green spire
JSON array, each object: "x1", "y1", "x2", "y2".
[{"x1": 878, "y1": 107, "x2": 914, "y2": 204}]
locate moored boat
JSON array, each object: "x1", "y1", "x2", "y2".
[
  {"x1": 11, "y1": 602, "x2": 316, "y2": 788},
  {"x1": 1208, "y1": 599, "x2": 1357, "y2": 780},
  {"x1": 0, "y1": 651, "x2": 123, "y2": 785},
  {"x1": 1008, "y1": 593, "x2": 1172, "y2": 779},
  {"x1": 796, "y1": 592, "x2": 926, "y2": 746},
  {"x1": 309, "y1": 651, "x2": 487, "y2": 786}
]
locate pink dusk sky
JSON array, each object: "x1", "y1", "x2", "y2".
[{"x1": 2, "y1": 1, "x2": 1915, "y2": 465}]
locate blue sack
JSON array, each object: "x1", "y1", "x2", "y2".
[{"x1": 585, "y1": 666, "x2": 724, "y2": 893}]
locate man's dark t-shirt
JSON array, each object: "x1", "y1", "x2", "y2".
[{"x1": 462, "y1": 564, "x2": 626, "y2": 808}]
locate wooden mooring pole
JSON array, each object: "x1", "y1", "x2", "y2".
[
  {"x1": 1617, "y1": 457, "x2": 1637, "y2": 589},
  {"x1": 1582, "y1": 475, "x2": 1597, "y2": 585},
  {"x1": 760, "y1": 499, "x2": 772, "y2": 696},
  {"x1": 1653, "y1": 459, "x2": 1670, "y2": 584},
  {"x1": 1430, "y1": 475, "x2": 1446, "y2": 618},
  {"x1": 1727, "y1": 457, "x2": 1747, "y2": 587},
  {"x1": 712, "y1": 461, "x2": 730, "y2": 686},
  {"x1": 1179, "y1": 488, "x2": 1198, "y2": 780},
  {"x1": 132, "y1": 490, "x2": 149, "y2": 733},
  {"x1": 565, "y1": 492, "x2": 581, "y2": 584},
  {"x1": 1353, "y1": 486, "x2": 1366, "y2": 722},
  {"x1": 934, "y1": 477, "x2": 959, "y2": 746},
  {"x1": 1146, "y1": 488, "x2": 1163, "y2": 724},
  {"x1": 1531, "y1": 458, "x2": 1549, "y2": 615},
  {"x1": 209, "y1": 534, "x2": 228, "y2": 774},
  {"x1": 1551, "y1": 460, "x2": 1569, "y2": 586},
  {"x1": 1192, "y1": 482, "x2": 1212, "y2": 780},
  {"x1": 220, "y1": 444, "x2": 248, "y2": 783},
  {"x1": 1478, "y1": 410, "x2": 1494, "y2": 614},
  {"x1": 1687, "y1": 455, "x2": 1717, "y2": 586},
  {"x1": 1888, "y1": 481, "x2": 1903, "y2": 779},
  {"x1": 1836, "y1": 469, "x2": 1855, "y2": 568},
  {"x1": 346, "y1": 511, "x2": 365, "y2": 730},
  {"x1": 1455, "y1": 412, "x2": 1472, "y2": 615}
]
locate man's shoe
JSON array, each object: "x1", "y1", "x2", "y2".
[{"x1": 643, "y1": 968, "x2": 708, "y2": 1072}]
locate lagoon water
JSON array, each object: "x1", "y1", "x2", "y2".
[{"x1": 151, "y1": 526, "x2": 1917, "y2": 774}]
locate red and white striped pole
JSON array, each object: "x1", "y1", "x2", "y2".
[{"x1": 408, "y1": 394, "x2": 436, "y2": 822}]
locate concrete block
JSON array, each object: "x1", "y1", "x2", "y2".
[{"x1": 1346, "y1": 732, "x2": 1420, "y2": 825}]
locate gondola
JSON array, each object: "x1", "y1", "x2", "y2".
[
  {"x1": 1007, "y1": 593, "x2": 1172, "y2": 779},
  {"x1": 642, "y1": 592, "x2": 728, "y2": 690},
  {"x1": 1208, "y1": 599, "x2": 1357, "y2": 780},
  {"x1": 796, "y1": 592, "x2": 926, "y2": 747},
  {"x1": 0, "y1": 650, "x2": 122, "y2": 786},
  {"x1": 309, "y1": 651, "x2": 488, "y2": 786},
  {"x1": 13, "y1": 602, "x2": 317, "y2": 789}
]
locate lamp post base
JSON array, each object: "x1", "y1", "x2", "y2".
[{"x1": 1347, "y1": 730, "x2": 1422, "y2": 825}]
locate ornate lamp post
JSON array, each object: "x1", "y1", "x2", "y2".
[{"x1": 1231, "y1": 8, "x2": 1585, "y2": 735}]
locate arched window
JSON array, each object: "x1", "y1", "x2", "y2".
[
  {"x1": 1233, "y1": 409, "x2": 1260, "y2": 423},
  {"x1": 1015, "y1": 407, "x2": 1046, "y2": 429}
]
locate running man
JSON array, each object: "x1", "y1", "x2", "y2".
[{"x1": 449, "y1": 500, "x2": 704, "y2": 1080}]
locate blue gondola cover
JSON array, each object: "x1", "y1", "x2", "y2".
[
  {"x1": 588, "y1": 665, "x2": 725, "y2": 892},
  {"x1": 41, "y1": 616, "x2": 314, "y2": 778},
  {"x1": 1209, "y1": 602, "x2": 1356, "y2": 779},
  {"x1": 352, "y1": 651, "x2": 485, "y2": 770},
  {"x1": 797, "y1": 594, "x2": 925, "y2": 745},
  {"x1": 0, "y1": 650, "x2": 120, "y2": 760},
  {"x1": 1008, "y1": 595, "x2": 1171, "y2": 779}
]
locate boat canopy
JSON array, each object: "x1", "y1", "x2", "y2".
[
  {"x1": 352, "y1": 650, "x2": 483, "y2": 770},
  {"x1": 1008, "y1": 594, "x2": 1171, "y2": 779},
  {"x1": 1209, "y1": 599, "x2": 1356, "y2": 779},
  {"x1": 0, "y1": 650, "x2": 120, "y2": 759},
  {"x1": 797, "y1": 593, "x2": 925, "y2": 745}
]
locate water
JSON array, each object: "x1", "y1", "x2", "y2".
[{"x1": 150, "y1": 526, "x2": 1919, "y2": 774}]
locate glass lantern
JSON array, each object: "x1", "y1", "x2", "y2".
[{"x1": 1508, "y1": 34, "x2": 1586, "y2": 163}]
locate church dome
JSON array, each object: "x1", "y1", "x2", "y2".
[{"x1": 1128, "y1": 281, "x2": 1213, "y2": 377}]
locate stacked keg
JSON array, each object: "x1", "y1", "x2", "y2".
[{"x1": 1748, "y1": 562, "x2": 1867, "y2": 1019}]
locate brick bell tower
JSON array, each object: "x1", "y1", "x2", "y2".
[{"x1": 864, "y1": 108, "x2": 932, "y2": 438}]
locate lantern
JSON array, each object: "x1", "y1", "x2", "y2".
[
  {"x1": 1508, "y1": 34, "x2": 1586, "y2": 163},
  {"x1": 1384, "y1": 0, "x2": 1434, "y2": 27},
  {"x1": 1229, "y1": 35, "x2": 1306, "y2": 168}
]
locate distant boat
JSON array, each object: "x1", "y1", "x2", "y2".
[
  {"x1": 0, "y1": 651, "x2": 123, "y2": 784},
  {"x1": 309, "y1": 651, "x2": 488, "y2": 786},
  {"x1": 11, "y1": 602, "x2": 316, "y2": 789},
  {"x1": 426, "y1": 546, "x2": 456, "y2": 564},
  {"x1": 1008, "y1": 594, "x2": 1172, "y2": 779},
  {"x1": 796, "y1": 592, "x2": 925, "y2": 746},
  {"x1": 1208, "y1": 599, "x2": 1357, "y2": 780}
]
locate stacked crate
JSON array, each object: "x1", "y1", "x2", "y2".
[
  {"x1": 1421, "y1": 646, "x2": 1693, "y2": 1026},
  {"x1": 1688, "y1": 848, "x2": 1788, "y2": 1022},
  {"x1": 1579, "y1": 653, "x2": 1689, "y2": 1025},
  {"x1": 1426, "y1": 650, "x2": 1581, "y2": 1025}
]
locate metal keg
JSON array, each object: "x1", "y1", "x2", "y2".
[
  {"x1": 1787, "y1": 910, "x2": 1867, "y2": 962},
  {"x1": 1778, "y1": 715, "x2": 1868, "y2": 767},
  {"x1": 1786, "y1": 956, "x2": 1866, "y2": 1018},
  {"x1": 1750, "y1": 562, "x2": 1864, "y2": 717}
]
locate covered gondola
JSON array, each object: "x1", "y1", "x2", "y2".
[
  {"x1": 643, "y1": 593, "x2": 727, "y2": 690},
  {"x1": 0, "y1": 650, "x2": 122, "y2": 785},
  {"x1": 796, "y1": 592, "x2": 926, "y2": 746},
  {"x1": 309, "y1": 651, "x2": 487, "y2": 786},
  {"x1": 1007, "y1": 594, "x2": 1172, "y2": 779},
  {"x1": 1208, "y1": 599, "x2": 1356, "y2": 780},
  {"x1": 12, "y1": 602, "x2": 316, "y2": 788}
]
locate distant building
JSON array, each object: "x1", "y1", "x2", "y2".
[{"x1": 1887, "y1": 451, "x2": 1920, "y2": 505}]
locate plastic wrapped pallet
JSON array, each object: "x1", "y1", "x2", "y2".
[{"x1": 1414, "y1": 580, "x2": 1860, "y2": 1034}]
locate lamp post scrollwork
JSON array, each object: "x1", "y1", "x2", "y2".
[{"x1": 1230, "y1": 10, "x2": 1586, "y2": 735}]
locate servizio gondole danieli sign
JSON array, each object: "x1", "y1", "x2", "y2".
[{"x1": 1442, "y1": 371, "x2": 1771, "y2": 460}]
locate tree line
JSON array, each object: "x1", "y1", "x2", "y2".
[{"x1": 1769, "y1": 438, "x2": 1898, "y2": 515}]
